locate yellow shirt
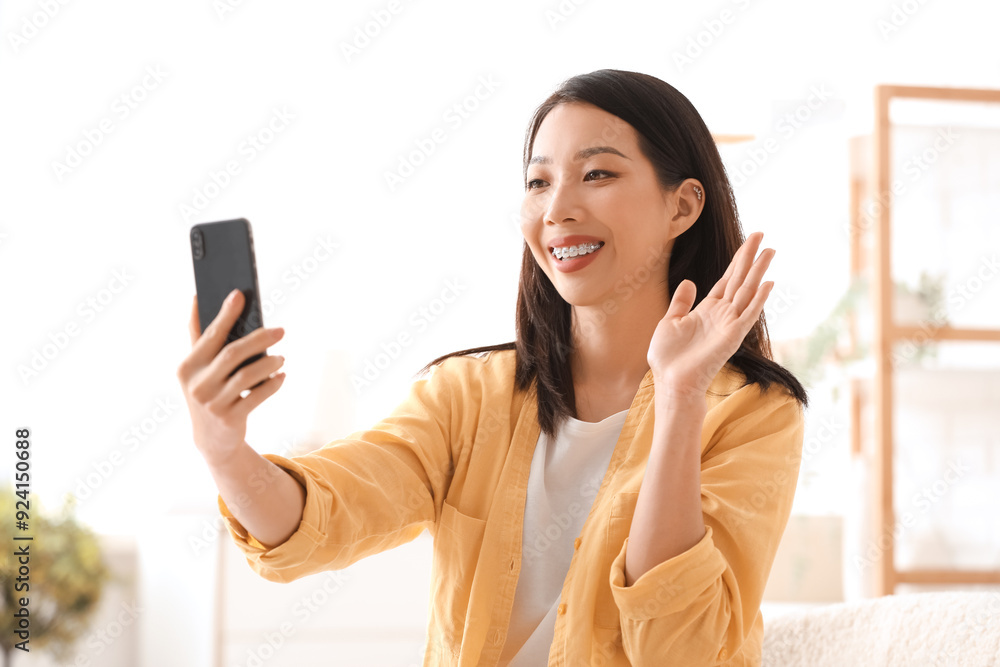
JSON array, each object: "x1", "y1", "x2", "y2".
[{"x1": 218, "y1": 348, "x2": 804, "y2": 666}]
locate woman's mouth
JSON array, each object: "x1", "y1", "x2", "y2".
[
  {"x1": 550, "y1": 241, "x2": 604, "y2": 262},
  {"x1": 548, "y1": 241, "x2": 605, "y2": 273}
]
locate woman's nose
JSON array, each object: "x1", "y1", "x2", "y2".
[{"x1": 541, "y1": 183, "x2": 582, "y2": 225}]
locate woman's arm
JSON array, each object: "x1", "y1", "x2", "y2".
[
  {"x1": 609, "y1": 388, "x2": 804, "y2": 666},
  {"x1": 216, "y1": 356, "x2": 462, "y2": 584},
  {"x1": 624, "y1": 390, "x2": 707, "y2": 586},
  {"x1": 632, "y1": 230, "x2": 776, "y2": 585},
  {"x1": 204, "y1": 440, "x2": 306, "y2": 548},
  {"x1": 178, "y1": 289, "x2": 303, "y2": 547},
  {"x1": 608, "y1": 231, "x2": 796, "y2": 664}
]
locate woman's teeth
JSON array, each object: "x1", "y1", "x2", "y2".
[{"x1": 552, "y1": 242, "x2": 604, "y2": 261}]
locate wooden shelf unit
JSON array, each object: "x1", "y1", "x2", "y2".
[{"x1": 849, "y1": 84, "x2": 1000, "y2": 596}]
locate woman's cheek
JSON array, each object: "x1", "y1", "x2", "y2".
[{"x1": 520, "y1": 192, "x2": 548, "y2": 224}]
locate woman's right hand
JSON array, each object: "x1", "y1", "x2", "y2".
[{"x1": 177, "y1": 289, "x2": 286, "y2": 467}]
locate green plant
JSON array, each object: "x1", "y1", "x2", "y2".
[
  {"x1": 0, "y1": 488, "x2": 110, "y2": 667},
  {"x1": 909, "y1": 271, "x2": 947, "y2": 313},
  {"x1": 781, "y1": 272, "x2": 947, "y2": 390}
]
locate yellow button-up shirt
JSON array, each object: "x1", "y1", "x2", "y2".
[{"x1": 218, "y1": 348, "x2": 804, "y2": 666}]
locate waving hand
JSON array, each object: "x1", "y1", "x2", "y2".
[{"x1": 646, "y1": 232, "x2": 775, "y2": 400}]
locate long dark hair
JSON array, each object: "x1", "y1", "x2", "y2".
[{"x1": 419, "y1": 69, "x2": 808, "y2": 437}]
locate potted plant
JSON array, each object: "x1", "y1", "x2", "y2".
[
  {"x1": 778, "y1": 271, "x2": 947, "y2": 392},
  {"x1": 0, "y1": 488, "x2": 110, "y2": 667}
]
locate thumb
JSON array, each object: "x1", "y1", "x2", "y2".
[{"x1": 665, "y1": 280, "x2": 697, "y2": 319}]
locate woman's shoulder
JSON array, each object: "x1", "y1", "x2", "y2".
[
  {"x1": 416, "y1": 346, "x2": 518, "y2": 389},
  {"x1": 708, "y1": 362, "x2": 803, "y2": 415}
]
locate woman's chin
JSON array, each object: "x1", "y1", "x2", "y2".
[{"x1": 556, "y1": 289, "x2": 610, "y2": 311}]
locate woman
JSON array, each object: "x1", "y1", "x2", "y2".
[{"x1": 177, "y1": 69, "x2": 808, "y2": 666}]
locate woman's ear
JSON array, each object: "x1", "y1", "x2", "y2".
[{"x1": 667, "y1": 178, "x2": 705, "y2": 238}]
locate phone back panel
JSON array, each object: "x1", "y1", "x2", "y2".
[{"x1": 190, "y1": 218, "x2": 265, "y2": 355}]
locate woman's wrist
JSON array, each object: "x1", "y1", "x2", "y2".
[
  {"x1": 199, "y1": 437, "x2": 251, "y2": 473},
  {"x1": 652, "y1": 374, "x2": 711, "y2": 409}
]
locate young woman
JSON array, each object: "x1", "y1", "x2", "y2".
[{"x1": 178, "y1": 69, "x2": 808, "y2": 666}]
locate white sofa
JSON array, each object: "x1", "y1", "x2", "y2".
[{"x1": 762, "y1": 591, "x2": 1000, "y2": 666}]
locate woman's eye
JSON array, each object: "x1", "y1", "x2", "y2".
[{"x1": 526, "y1": 171, "x2": 613, "y2": 190}]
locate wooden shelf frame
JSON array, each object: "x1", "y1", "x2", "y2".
[{"x1": 849, "y1": 84, "x2": 1000, "y2": 596}]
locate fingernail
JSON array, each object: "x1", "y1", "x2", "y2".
[{"x1": 226, "y1": 289, "x2": 239, "y2": 304}]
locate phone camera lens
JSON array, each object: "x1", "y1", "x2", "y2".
[{"x1": 191, "y1": 229, "x2": 205, "y2": 260}]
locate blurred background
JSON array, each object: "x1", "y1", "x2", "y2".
[{"x1": 1, "y1": 0, "x2": 998, "y2": 665}]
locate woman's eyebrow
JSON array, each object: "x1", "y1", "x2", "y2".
[{"x1": 529, "y1": 146, "x2": 631, "y2": 165}]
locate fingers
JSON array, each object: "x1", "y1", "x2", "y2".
[
  {"x1": 189, "y1": 295, "x2": 200, "y2": 347},
  {"x1": 232, "y1": 370, "x2": 287, "y2": 420},
  {"x1": 723, "y1": 232, "x2": 765, "y2": 303},
  {"x1": 706, "y1": 257, "x2": 735, "y2": 300},
  {"x1": 189, "y1": 289, "x2": 245, "y2": 366},
  {"x1": 215, "y1": 353, "x2": 286, "y2": 407},
  {"x1": 207, "y1": 325, "x2": 284, "y2": 382},
  {"x1": 741, "y1": 280, "x2": 775, "y2": 326},
  {"x1": 666, "y1": 279, "x2": 697, "y2": 319},
  {"x1": 180, "y1": 289, "x2": 284, "y2": 398},
  {"x1": 707, "y1": 231, "x2": 762, "y2": 301},
  {"x1": 731, "y1": 246, "x2": 776, "y2": 314}
]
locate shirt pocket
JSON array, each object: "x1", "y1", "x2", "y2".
[
  {"x1": 430, "y1": 499, "x2": 489, "y2": 647},
  {"x1": 595, "y1": 491, "x2": 640, "y2": 629}
]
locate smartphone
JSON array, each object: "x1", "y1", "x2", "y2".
[{"x1": 190, "y1": 218, "x2": 267, "y2": 386}]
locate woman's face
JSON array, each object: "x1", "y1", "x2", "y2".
[{"x1": 520, "y1": 101, "x2": 681, "y2": 309}]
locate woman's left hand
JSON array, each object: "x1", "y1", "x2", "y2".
[{"x1": 647, "y1": 231, "x2": 775, "y2": 401}]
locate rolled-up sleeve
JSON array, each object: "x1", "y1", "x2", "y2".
[
  {"x1": 607, "y1": 385, "x2": 805, "y2": 665},
  {"x1": 218, "y1": 360, "x2": 458, "y2": 584}
]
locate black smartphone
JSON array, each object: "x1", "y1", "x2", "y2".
[{"x1": 190, "y1": 218, "x2": 266, "y2": 385}]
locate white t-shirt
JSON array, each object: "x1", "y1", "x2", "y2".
[{"x1": 499, "y1": 408, "x2": 630, "y2": 666}]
